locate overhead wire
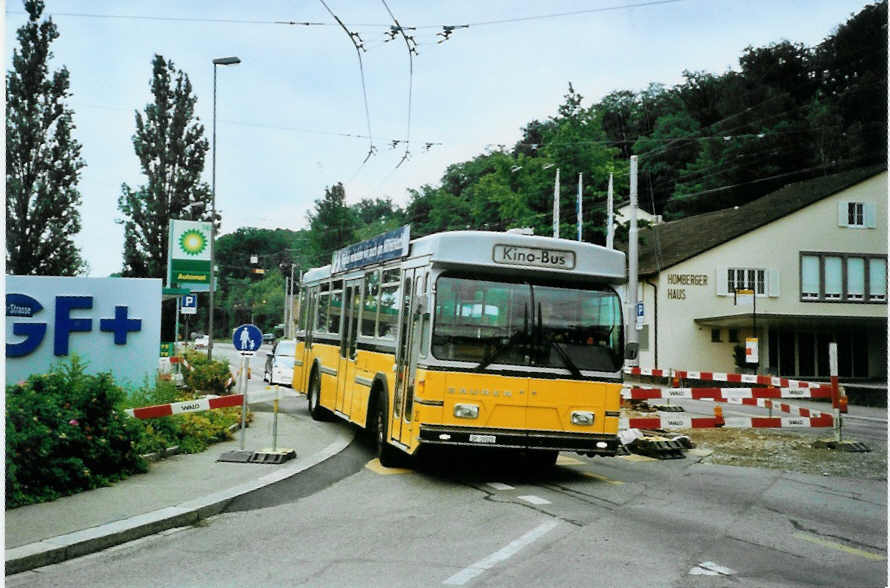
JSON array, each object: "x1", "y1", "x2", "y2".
[
  {"x1": 318, "y1": 0, "x2": 377, "y2": 168},
  {"x1": 380, "y1": 0, "x2": 418, "y2": 170}
]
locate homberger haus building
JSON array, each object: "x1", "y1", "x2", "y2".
[{"x1": 630, "y1": 165, "x2": 887, "y2": 381}]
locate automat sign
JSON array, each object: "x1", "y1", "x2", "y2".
[{"x1": 5, "y1": 276, "x2": 161, "y2": 386}]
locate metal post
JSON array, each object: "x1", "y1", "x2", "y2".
[
  {"x1": 174, "y1": 296, "x2": 180, "y2": 347},
  {"x1": 626, "y1": 156, "x2": 639, "y2": 366},
  {"x1": 552, "y1": 168, "x2": 560, "y2": 238},
  {"x1": 577, "y1": 172, "x2": 583, "y2": 241},
  {"x1": 606, "y1": 173, "x2": 614, "y2": 249},
  {"x1": 289, "y1": 264, "x2": 296, "y2": 338},
  {"x1": 829, "y1": 342, "x2": 840, "y2": 442},
  {"x1": 273, "y1": 386, "x2": 279, "y2": 451},
  {"x1": 209, "y1": 64, "x2": 217, "y2": 361},
  {"x1": 239, "y1": 354, "x2": 248, "y2": 450},
  {"x1": 208, "y1": 56, "x2": 241, "y2": 360}
]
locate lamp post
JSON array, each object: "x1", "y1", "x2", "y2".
[{"x1": 209, "y1": 55, "x2": 241, "y2": 360}]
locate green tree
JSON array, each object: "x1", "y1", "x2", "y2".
[
  {"x1": 117, "y1": 54, "x2": 212, "y2": 278},
  {"x1": 6, "y1": 0, "x2": 86, "y2": 276},
  {"x1": 352, "y1": 197, "x2": 405, "y2": 240},
  {"x1": 306, "y1": 182, "x2": 357, "y2": 266}
]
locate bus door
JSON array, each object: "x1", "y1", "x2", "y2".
[
  {"x1": 336, "y1": 279, "x2": 361, "y2": 416},
  {"x1": 296, "y1": 287, "x2": 316, "y2": 393},
  {"x1": 393, "y1": 268, "x2": 425, "y2": 446}
]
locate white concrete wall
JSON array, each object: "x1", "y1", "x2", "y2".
[{"x1": 637, "y1": 172, "x2": 887, "y2": 373}]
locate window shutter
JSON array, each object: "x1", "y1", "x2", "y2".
[
  {"x1": 865, "y1": 202, "x2": 877, "y2": 228},
  {"x1": 716, "y1": 266, "x2": 728, "y2": 296},
  {"x1": 768, "y1": 269, "x2": 780, "y2": 297},
  {"x1": 837, "y1": 201, "x2": 847, "y2": 226}
]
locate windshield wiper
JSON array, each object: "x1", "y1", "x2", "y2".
[
  {"x1": 548, "y1": 340, "x2": 582, "y2": 378},
  {"x1": 476, "y1": 331, "x2": 524, "y2": 370}
]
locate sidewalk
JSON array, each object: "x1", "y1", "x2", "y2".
[{"x1": 5, "y1": 407, "x2": 355, "y2": 575}]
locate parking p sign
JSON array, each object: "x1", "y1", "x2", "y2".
[{"x1": 181, "y1": 294, "x2": 197, "y2": 315}]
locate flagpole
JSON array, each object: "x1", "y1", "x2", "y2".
[
  {"x1": 553, "y1": 168, "x2": 560, "y2": 238},
  {"x1": 577, "y1": 173, "x2": 583, "y2": 241}
]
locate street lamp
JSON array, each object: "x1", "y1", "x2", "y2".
[{"x1": 209, "y1": 55, "x2": 241, "y2": 360}]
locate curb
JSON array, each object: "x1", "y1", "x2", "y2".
[{"x1": 5, "y1": 426, "x2": 355, "y2": 576}]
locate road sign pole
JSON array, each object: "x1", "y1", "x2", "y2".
[
  {"x1": 273, "y1": 386, "x2": 279, "y2": 451},
  {"x1": 239, "y1": 354, "x2": 248, "y2": 450}
]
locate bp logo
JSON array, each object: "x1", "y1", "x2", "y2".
[{"x1": 179, "y1": 229, "x2": 207, "y2": 256}]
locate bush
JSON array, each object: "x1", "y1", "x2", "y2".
[
  {"x1": 182, "y1": 351, "x2": 234, "y2": 395},
  {"x1": 6, "y1": 357, "x2": 148, "y2": 508},
  {"x1": 6, "y1": 357, "x2": 246, "y2": 509}
]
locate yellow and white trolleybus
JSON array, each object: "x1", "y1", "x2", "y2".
[{"x1": 292, "y1": 226, "x2": 626, "y2": 466}]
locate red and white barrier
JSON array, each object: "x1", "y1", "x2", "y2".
[
  {"x1": 623, "y1": 366, "x2": 827, "y2": 389},
  {"x1": 622, "y1": 386, "x2": 832, "y2": 401},
  {"x1": 124, "y1": 387, "x2": 295, "y2": 420},
  {"x1": 620, "y1": 413, "x2": 833, "y2": 430},
  {"x1": 125, "y1": 394, "x2": 244, "y2": 419}
]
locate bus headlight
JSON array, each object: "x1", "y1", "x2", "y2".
[
  {"x1": 454, "y1": 404, "x2": 479, "y2": 419},
  {"x1": 571, "y1": 411, "x2": 595, "y2": 426}
]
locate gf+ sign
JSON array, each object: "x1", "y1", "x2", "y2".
[{"x1": 6, "y1": 294, "x2": 143, "y2": 357}]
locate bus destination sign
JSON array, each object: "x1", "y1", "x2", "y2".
[
  {"x1": 331, "y1": 225, "x2": 411, "y2": 273},
  {"x1": 492, "y1": 244, "x2": 576, "y2": 270}
]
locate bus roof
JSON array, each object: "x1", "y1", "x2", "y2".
[{"x1": 302, "y1": 230, "x2": 625, "y2": 284}]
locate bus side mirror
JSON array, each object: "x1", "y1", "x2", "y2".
[{"x1": 624, "y1": 342, "x2": 639, "y2": 360}]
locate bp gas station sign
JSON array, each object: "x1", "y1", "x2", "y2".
[{"x1": 167, "y1": 219, "x2": 213, "y2": 291}]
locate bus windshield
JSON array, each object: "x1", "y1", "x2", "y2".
[{"x1": 432, "y1": 275, "x2": 623, "y2": 373}]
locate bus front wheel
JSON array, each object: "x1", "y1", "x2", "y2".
[
  {"x1": 307, "y1": 372, "x2": 330, "y2": 421},
  {"x1": 374, "y1": 395, "x2": 404, "y2": 468}
]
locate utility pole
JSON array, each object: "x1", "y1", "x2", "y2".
[
  {"x1": 626, "y1": 156, "x2": 639, "y2": 366},
  {"x1": 606, "y1": 173, "x2": 615, "y2": 249}
]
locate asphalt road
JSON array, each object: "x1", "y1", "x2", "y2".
[{"x1": 9, "y1": 419, "x2": 887, "y2": 587}]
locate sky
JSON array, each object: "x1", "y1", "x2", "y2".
[{"x1": 4, "y1": 0, "x2": 875, "y2": 277}]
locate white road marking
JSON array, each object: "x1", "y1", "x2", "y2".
[
  {"x1": 443, "y1": 519, "x2": 560, "y2": 585},
  {"x1": 517, "y1": 495, "x2": 551, "y2": 505},
  {"x1": 689, "y1": 561, "x2": 737, "y2": 576},
  {"x1": 486, "y1": 482, "x2": 515, "y2": 491}
]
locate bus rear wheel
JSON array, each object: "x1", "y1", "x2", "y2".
[
  {"x1": 307, "y1": 371, "x2": 330, "y2": 421},
  {"x1": 374, "y1": 394, "x2": 404, "y2": 468}
]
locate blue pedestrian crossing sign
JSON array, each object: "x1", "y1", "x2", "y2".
[{"x1": 233, "y1": 324, "x2": 263, "y2": 355}]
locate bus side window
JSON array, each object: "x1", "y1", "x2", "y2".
[
  {"x1": 316, "y1": 289, "x2": 329, "y2": 333},
  {"x1": 296, "y1": 288, "x2": 307, "y2": 332},
  {"x1": 378, "y1": 268, "x2": 400, "y2": 339},
  {"x1": 361, "y1": 270, "x2": 379, "y2": 337},
  {"x1": 329, "y1": 280, "x2": 343, "y2": 334}
]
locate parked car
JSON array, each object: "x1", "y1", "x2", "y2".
[
  {"x1": 264, "y1": 339, "x2": 296, "y2": 386},
  {"x1": 263, "y1": 333, "x2": 276, "y2": 344},
  {"x1": 194, "y1": 334, "x2": 209, "y2": 350}
]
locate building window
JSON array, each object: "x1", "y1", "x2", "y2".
[
  {"x1": 848, "y1": 202, "x2": 864, "y2": 226},
  {"x1": 801, "y1": 255, "x2": 820, "y2": 300},
  {"x1": 728, "y1": 329, "x2": 739, "y2": 343},
  {"x1": 800, "y1": 252, "x2": 887, "y2": 303},
  {"x1": 727, "y1": 267, "x2": 766, "y2": 295},
  {"x1": 869, "y1": 258, "x2": 887, "y2": 301},
  {"x1": 711, "y1": 328, "x2": 721, "y2": 342},
  {"x1": 838, "y1": 201, "x2": 876, "y2": 228}
]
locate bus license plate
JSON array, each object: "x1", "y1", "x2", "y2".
[{"x1": 469, "y1": 434, "x2": 496, "y2": 444}]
